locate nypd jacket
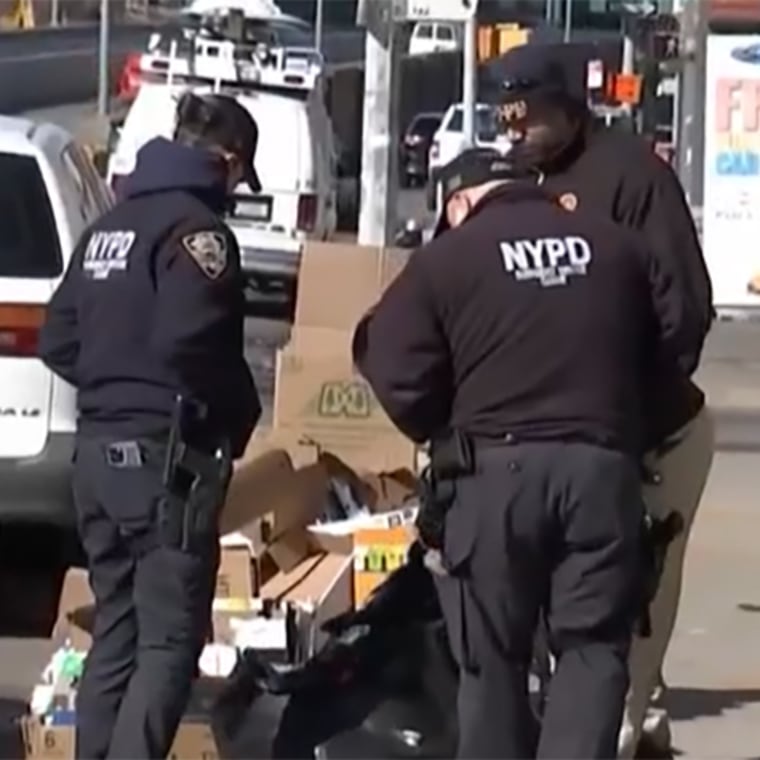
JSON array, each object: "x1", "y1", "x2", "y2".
[
  {"x1": 38, "y1": 137, "x2": 260, "y2": 458},
  {"x1": 353, "y1": 183, "x2": 701, "y2": 455},
  {"x1": 541, "y1": 123, "x2": 713, "y2": 444}
]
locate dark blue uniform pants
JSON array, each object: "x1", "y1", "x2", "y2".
[
  {"x1": 72, "y1": 435, "x2": 220, "y2": 760},
  {"x1": 436, "y1": 441, "x2": 644, "y2": 759}
]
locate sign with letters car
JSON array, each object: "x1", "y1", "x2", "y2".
[{"x1": 702, "y1": 34, "x2": 760, "y2": 307}]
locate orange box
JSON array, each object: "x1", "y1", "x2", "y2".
[{"x1": 353, "y1": 526, "x2": 415, "y2": 607}]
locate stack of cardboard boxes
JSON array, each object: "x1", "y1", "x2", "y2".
[{"x1": 21, "y1": 242, "x2": 424, "y2": 759}]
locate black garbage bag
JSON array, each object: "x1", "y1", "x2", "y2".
[
  {"x1": 212, "y1": 542, "x2": 458, "y2": 758},
  {"x1": 212, "y1": 542, "x2": 548, "y2": 758}
]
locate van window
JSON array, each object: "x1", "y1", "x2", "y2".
[
  {"x1": 446, "y1": 107, "x2": 500, "y2": 138},
  {"x1": 436, "y1": 25, "x2": 454, "y2": 41},
  {"x1": 415, "y1": 23, "x2": 433, "y2": 39},
  {"x1": 62, "y1": 144, "x2": 111, "y2": 221},
  {"x1": 67, "y1": 144, "x2": 113, "y2": 215},
  {"x1": 0, "y1": 153, "x2": 62, "y2": 277}
]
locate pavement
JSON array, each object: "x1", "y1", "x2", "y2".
[{"x1": 0, "y1": 102, "x2": 759, "y2": 758}]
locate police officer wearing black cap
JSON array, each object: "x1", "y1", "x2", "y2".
[
  {"x1": 38, "y1": 92, "x2": 262, "y2": 759},
  {"x1": 352, "y1": 146, "x2": 703, "y2": 759},
  {"x1": 492, "y1": 44, "x2": 715, "y2": 758}
]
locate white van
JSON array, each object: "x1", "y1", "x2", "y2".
[
  {"x1": 109, "y1": 81, "x2": 338, "y2": 288},
  {"x1": 409, "y1": 21, "x2": 461, "y2": 56},
  {"x1": 0, "y1": 115, "x2": 112, "y2": 525}
]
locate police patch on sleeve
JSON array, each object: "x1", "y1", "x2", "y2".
[{"x1": 181, "y1": 231, "x2": 228, "y2": 279}]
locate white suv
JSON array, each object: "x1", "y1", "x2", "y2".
[
  {"x1": 427, "y1": 102, "x2": 508, "y2": 209},
  {"x1": 408, "y1": 22, "x2": 461, "y2": 56},
  {"x1": 0, "y1": 116, "x2": 112, "y2": 525}
]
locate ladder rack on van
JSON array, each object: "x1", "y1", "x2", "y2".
[{"x1": 140, "y1": 26, "x2": 324, "y2": 94}]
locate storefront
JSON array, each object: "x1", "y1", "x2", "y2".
[{"x1": 702, "y1": 33, "x2": 760, "y2": 307}]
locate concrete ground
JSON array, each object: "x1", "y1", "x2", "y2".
[
  {"x1": 0, "y1": 104, "x2": 759, "y2": 758},
  {"x1": 666, "y1": 451, "x2": 760, "y2": 759}
]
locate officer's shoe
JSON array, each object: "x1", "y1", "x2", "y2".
[
  {"x1": 637, "y1": 712, "x2": 673, "y2": 758},
  {"x1": 635, "y1": 734, "x2": 674, "y2": 759}
]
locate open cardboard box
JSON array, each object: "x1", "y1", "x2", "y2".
[
  {"x1": 21, "y1": 678, "x2": 224, "y2": 760},
  {"x1": 20, "y1": 717, "x2": 219, "y2": 760},
  {"x1": 273, "y1": 242, "x2": 418, "y2": 473}
]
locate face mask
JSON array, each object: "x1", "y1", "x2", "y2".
[{"x1": 509, "y1": 103, "x2": 583, "y2": 172}]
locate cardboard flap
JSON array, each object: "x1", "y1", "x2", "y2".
[
  {"x1": 220, "y1": 449, "x2": 295, "y2": 536},
  {"x1": 294, "y1": 242, "x2": 410, "y2": 332},
  {"x1": 53, "y1": 569, "x2": 94, "y2": 650},
  {"x1": 358, "y1": 470, "x2": 418, "y2": 513},
  {"x1": 260, "y1": 552, "x2": 352, "y2": 609}
]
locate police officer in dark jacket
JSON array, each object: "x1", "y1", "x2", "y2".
[
  {"x1": 490, "y1": 44, "x2": 715, "y2": 757},
  {"x1": 38, "y1": 92, "x2": 261, "y2": 760},
  {"x1": 352, "y1": 147, "x2": 701, "y2": 759}
]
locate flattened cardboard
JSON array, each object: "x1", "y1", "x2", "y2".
[
  {"x1": 274, "y1": 346, "x2": 416, "y2": 472},
  {"x1": 274, "y1": 241, "x2": 417, "y2": 474},
  {"x1": 294, "y1": 241, "x2": 410, "y2": 332}
]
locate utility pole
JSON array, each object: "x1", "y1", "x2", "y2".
[
  {"x1": 462, "y1": 14, "x2": 477, "y2": 147},
  {"x1": 545, "y1": 0, "x2": 554, "y2": 24},
  {"x1": 676, "y1": 0, "x2": 707, "y2": 206},
  {"x1": 357, "y1": 0, "x2": 401, "y2": 246},
  {"x1": 314, "y1": 0, "x2": 324, "y2": 53},
  {"x1": 50, "y1": 0, "x2": 60, "y2": 26},
  {"x1": 97, "y1": 0, "x2": 110, "y2": 117}
]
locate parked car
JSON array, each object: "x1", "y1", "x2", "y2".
[
  {"x1": 400, "y1": 112, "x2": 442, "y2": 188},
  {"x1": 408, "y1": 21, "x2": 461, "y2": 56},
  {"x1": 0, "y1": 115, "x2": 113, "y2": 526},
  {"x1": 427, "y1": 103, "x2": 506, "y2": 209}
]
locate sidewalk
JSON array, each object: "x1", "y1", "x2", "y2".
[{"x1": 665, "y1": 451, "x2": 760, "y2": 758}]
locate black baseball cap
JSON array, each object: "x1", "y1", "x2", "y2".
[
  {"x1": 433, "y1": 147, "x2": 532, "y2": 237},
  {"x1": 174, "y1": 92, "x2": 262, "y2": 193},
  {"x1": 488, "y1": 44, "x2": 582, "y2": 127}
]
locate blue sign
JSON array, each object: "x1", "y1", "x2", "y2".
[
  {"x1": 716, "y1": 151, "x2": 760, "y2": 176},
  {"x1": 731, "y1": 44, "x2": 760, "y2": 65}
]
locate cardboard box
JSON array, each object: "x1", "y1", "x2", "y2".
[
  {"x1": 213, "y1": 550, "x2": 354, "y2": 656},
  {"x1": 273, "y1": 242, "x2": 417, "y2": 473},
  {"x1": 214, "y1": 537, "x2": 258, "y2": 611},
  {"x1": 292, "y1": 241, "x2": 410, "y2": 333},
  {"x1": 274, "y1": 346, "x2": 417, "y2": 472},
  {"x1": 52, "y1": 570, "x2": 94, "y2": 651},
  {"x1": 21, "y1": 719, "x2": 74, "y2": 760},
  {"x1": 353, "y1": 525, "x2": 417, "y2": 607},
  {"x1": 20, "y1": 717, "x2": 219, "y2": 760},
  {"x1": 261, "y1": 551, "x2": 354, "y2": 652}
]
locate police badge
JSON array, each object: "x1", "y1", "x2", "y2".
[{"x1": 181, "y1": 231, "x2": 228, "y2": 279}]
